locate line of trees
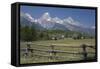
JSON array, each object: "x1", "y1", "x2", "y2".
[
  {"x1": 20, "y1": 26, "x2": 94, "y2": 42},
  {"x1": 20, "y1": 26, "x2": 37, "y2": 41},
  {"x1": 20, "y1": 26, "x2": 50, "y2": 41}
]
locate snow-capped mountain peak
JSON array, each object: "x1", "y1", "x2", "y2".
[
  {"x1": 36, "y1": 12, "x2": 54, "y2": 29},
  {"x1": 21, "y1": 12, "x2": 35, "y2": 22},
  {"x1": 40, "y1": 12, "x2": 51, "y2": 21},
  {"x1": 63, "y1": 17, "x2": 81, "y2": 26},
  {"x1": 20, "y1": 12, "x2": 95, "y2": 35},
  {"x1": 52, "y1": 17, "x2": 63, "y2": 24}
]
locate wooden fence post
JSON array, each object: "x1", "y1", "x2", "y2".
[
  {"x1": 49, "y1": 45, "x2": 56, "y2": 61},
  {"x1": 81, "y1": 44, "x2": 87, "y2": 60},
  {"x1": 26, "y1": 43, "x2": 34, "y2": 57}
]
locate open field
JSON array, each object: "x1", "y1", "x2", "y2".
[{"x1": 20, "y1": 38, "x2": 95, "y2": 64}]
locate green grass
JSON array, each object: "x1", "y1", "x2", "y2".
[{"x1": 20, "y1": 38, "x2": 95, "y2": 64}]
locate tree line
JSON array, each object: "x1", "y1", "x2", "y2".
[{"x1": 20, "y1": 26, "x2": 94, "y2": 42}]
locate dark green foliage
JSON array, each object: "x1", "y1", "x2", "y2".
[
  {"x1": 20, "y1": 24, "x2": 95, "y2": 41},
  {"x1": 20, "y1": 26, "x2": 37, "y2": 41},
  {"x1": 20, "y1": 25, "x2": 50, "y2": 41}
]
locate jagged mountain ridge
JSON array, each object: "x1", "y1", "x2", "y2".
[{"x1": 20, "y1": 12, "x2": 95, "y2": 35}]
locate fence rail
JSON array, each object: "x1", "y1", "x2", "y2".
[
  {"x1": 22, "y1": 43, "x2": 95, "y2": 49},
  {"x1": 21, "y1": 43, "x2": 95, "y2": 61}
]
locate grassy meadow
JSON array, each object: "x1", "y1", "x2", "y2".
[{"x1": 20, "y1": 38, "x2": 95, "y2": 64}]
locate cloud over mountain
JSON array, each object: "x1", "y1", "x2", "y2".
[{"x1": 91, "y1": 26, "x2": 95, "y2": 29}]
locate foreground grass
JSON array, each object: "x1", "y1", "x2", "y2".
[
  {"x1": 21, "y1": 38, "x2": 95, "y2": 47},
  {"x1": 20, "y1": 38, "x2": 95, "y2": 64}
]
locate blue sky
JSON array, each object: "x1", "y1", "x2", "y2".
[{"x1": 20, "y1": 5, "x2": 96, "y2": 28}]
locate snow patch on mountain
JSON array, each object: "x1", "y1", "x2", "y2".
[
  {"x1": 20, "y1": 12, "x2": 35, "y2": 22},
  {"x1": 63, "y1": 17, "x2": 82, "y2": 26},
  {"x1": 20, "y1": 12, "x2": 94, "y2": 34},
  {"x1": 52, "y1": 17, "x2": 63, "y2": 24}
]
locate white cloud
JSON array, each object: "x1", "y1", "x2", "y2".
[{"x1": 91, "y1": 26, "x2": 95, "y2": 29}]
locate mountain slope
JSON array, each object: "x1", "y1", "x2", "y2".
[{"x1": 20, "y1": 12, "x2": 95, "y2": 35}]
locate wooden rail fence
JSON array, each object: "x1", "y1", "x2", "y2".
[{"x1": 21, "y1": 43, "x2": 95, "y2": 61}]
